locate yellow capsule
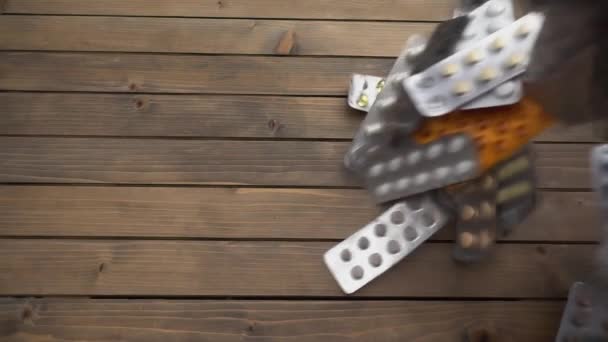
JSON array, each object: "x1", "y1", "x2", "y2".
[
  {"x1": 466, "y1": 49, "x2": 484, "y2": 65},
  {"x1": 376, "y1": 79, "x2": 385, "y2": 91},
  {"x1": 461, "y1": 205, "x2": 477, "y2": 221},
  {"x1": 497, "y1": 181, "x2": 533, "y2": 204},
  {"x1": 357, "y1": 94, "x2": 369, "y2": 107},
  {"x1": 478, "y1": 67, "x2": 498, "y2": 82},
  {"x1": 441, "y1": 63, "x2": 459, "y2": 78},
  {"x1": 497, "y1": 157, "x2": 530, "y2": 181},
  {"x1": 453, "y1": 81, "x2": 473, "y2": 96},
  {"x1": 505, "y1": 53, "x2": 526, "y2": 69},
  {"x1": 459, "y1": 232, "x2": 476, "y2": 248},
  {"x1": 490, "y1": 37, "x2": 506, "y2": 52}
]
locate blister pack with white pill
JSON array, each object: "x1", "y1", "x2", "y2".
[
  {"x1": 459, "y1": 0, "x2": 524, "y2": 110},
  {"x1": 404, "y1": 13, "x2": 545, "y2": 118},
  {"x1": 361, "y1": 134, "x2": 480, "y2": 204},
  {"x1": 346, "y1": 34, "x2": 424, "y2": 113},
  {"x1": 324, "y1": 194, "x2": 450, "y2": 294},
  {"x1": 347, "y1": 74, "x2": 386, "y2": 112},
  {"x1": 457, "y1": 0, "x2": 515, "y2": 51}
]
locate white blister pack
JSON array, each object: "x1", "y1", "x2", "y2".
[
  {"x1": 404, "y1": 13, "x2": 545, "y2": 117},
  {"x1": 347, "y1": 74, "x2": 386, "y2": 112},
  {"x1": 459, "y1": 0, "x2": 522, "y2": 110},
  {"x1": 324, "y1": 195, "x2": 449, "y2": 294},
  {"x1": 457, "y1": 0, "x2": 515, "y2": 51}
]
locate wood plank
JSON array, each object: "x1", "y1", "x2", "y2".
[
  {"x1": 0, "y1": 138, "x2": 595, "y2": 188},
  {"x1": 0, "y1": 298, "x2": 563, "y2": 341},
  {"x1": 0, "y1": 240, "x2": 594, "y2": 297},
  {"x1": 3, "y1": 0, "x2": 455, "y2": 20},
  {"x1": 0, "y1": 52, "x2": 392, "y2": 95},
  {"x1": 0, "y1": 186, "x2": 599, "y2": 241},
  {"x1": 0, "y1": 93, "x2": 599, "y2": 142},
  {"x1": 0, "y1": 16, "x2": 434, "y2": 57}
]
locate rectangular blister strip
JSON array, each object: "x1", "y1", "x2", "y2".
[
  {"x1": 357, "y1": 35, "x2": 429, "y2": 138},
  {"x1": 347, "y1": 76, "x2": 522, "y2": 114},
  {"x1": 324, "y1": 195, "x2": 449, "y2": 294},
  {"x1": 343, "y1": 40, "x2": 423, "y2": 171},
  {"x1": 441, "y1": 175, "x2": 498, "y2": 263},
  {"x1": 556, "y1": 282, "x2": 608, "y2": 341},
  {"x1": 347, "y1": 74, "x2": 385, "y2": 112},
  {"x1": 362, "y1": 134, "x2": 480, "y2": 204},
  {"x1": 404, "y1": 13, "x2": 545, "y2": 117}
]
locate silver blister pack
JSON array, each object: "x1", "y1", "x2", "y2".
[
  {"x1": 459, "y1": 0, "x2": 522, "y2": 110},
  {"x1": 347, "y1": 74, "x2": 385, "y2": 112},
  {"x1": 357, "y1": 35, "x2": 427, "y2": 137},
  {"x1": 556, "y1": 282, "x2": 608, "y2": 341},
  {"x1": 457, "y1": 0, "x2": 515, "y2": 51},
  {"x1": 349, "y1": 76, "x2": 522, "y2": 114},
  {"x1": 404, "y1": 13, "x2": 545, "y2": 117},
  {"x1": 362, "y1": 134, "x2": 480, "y2": 204},
  {"x1": 324, "y1": 195, "x2": 449, "y2": 294}
]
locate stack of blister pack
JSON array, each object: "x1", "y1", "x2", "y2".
[
  {"x1": 555, "y1": 145, "x2": 608, "y2": 341},
  {"x1": 324, "y1": 0, "x2": 557, "y2": 294}
]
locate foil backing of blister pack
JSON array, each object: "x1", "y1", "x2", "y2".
[
  {"x1": 323, "y1": 194, "x2": 449, "y2": 294},
  {"x1": 556, "y1": 282, "x2": 608, "y2": 341}
]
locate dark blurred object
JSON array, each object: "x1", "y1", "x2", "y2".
[
  {"x1": 458, "y1": 0, "x2": 489, "y2": 13},
  {"x1": 524, "y1": 0, "x2": 608, "y2": 128},
  {"x1": 411, "y1": 16, "x2": 469, "y2": 74}
]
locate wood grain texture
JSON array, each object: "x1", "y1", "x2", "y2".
[
  {"x1": 0, "y1": 186, "x2": 599, "y2": 241},
  {"x1": 0, "y1": 138, "x2": 596, "y2": 187},
  {"x1": 3, "y1": 0, "x2": 455, "y2": 20},
  {"x1": 0, "y1": 93, "x2": 599, "y2": 141},
  {"x1": 0, "y1": 16, "x2": 434, "y2": 57},
  {"x1": 0, "y1": 240, "x2": 594, "y2": 297},
  {"x1": 0, "y1": 52, "x2": 392, "y2": 95},
  {"x1": 0, "y1": 298, "x2": 562, "y2": 342}
]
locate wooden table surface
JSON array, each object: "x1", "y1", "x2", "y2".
[{"x1": 0, "y1": 1, "x2": 600, "y2": 341}]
